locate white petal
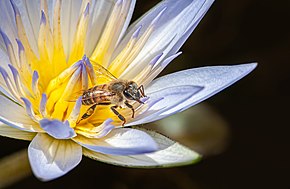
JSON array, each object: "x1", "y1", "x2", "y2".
[
  {"x1": 74, "y1": 128, "x2": 158, "y2": 155},
  {"x1": 131, "y1": 63, "x2": 257, "y2": 125},
  {"x1": 114, "y1": 0, "x2": 214, "y2": 77},
  {"x1": 83, "y1": 128, "x2": 200, "y2": 168},
  {"x1": 0, "y1": 123, "x2": 36, "y2": 141},
  {"x1": 0, "y1": 95, "x2": 42, "y2": 132},
  {"x1": 28, "y1": 133, "x2": 82, "y2": 181}
]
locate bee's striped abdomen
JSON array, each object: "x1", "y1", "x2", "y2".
[{"x1": 81, "y1": 84, "x2": 112, "y2": 106}]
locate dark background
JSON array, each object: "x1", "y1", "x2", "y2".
[{"x1": 1, "y1": 0, "x2": 290, "y2": 188}]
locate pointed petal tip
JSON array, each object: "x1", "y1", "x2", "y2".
[
  {"x1": 104, "y1": 118, "x2": 114, "y2": 125},
  {"x1": 246, "y1": 62, "x2": 258, "y2": 70},
  {"x1": 40, "y1": 10, "x2": 47, "y2": 25},
  {"x1": 116, "y1": 0, "x2": 123, "y2": 6},
  {"x1": 149, "y1": 53, "x2": 164, "y2": 66},
  {"x1": 16, "y1": 39, "x2": 25, "y2": 52},
  {"x1": 10, "y1": 0, "x2": 20, "y2": 16},
  {"x1": 233, "y1": 62, "x2": 258, "y2": 76},
  {"x1": 132, "y1": 25, "x2": 143, "y2": 38},
  {"x1": 151, "y1": 7, "x2": 167, "y2": 26},
  {"x1": 84, "y1": 3, "x2": 90, "y2": 16},
  {"x1": 0, "y1": 30, "x2": 12, "y2": 46}
]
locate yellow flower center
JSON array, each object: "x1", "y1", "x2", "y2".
[{"x1": 0, "y1": 1, "x2": 152, "y2": 139}]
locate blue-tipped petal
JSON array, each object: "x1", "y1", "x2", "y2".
[
  {"x1": 68, "y1": 97, "x2": 82, "y2": 123},
  {"x1": 21, "y1": 97, "x2": 38, "y2": 122},
  {"x1": 94, "y1": 119, "x2": 115, "y2": 138},
  {"x1": 40, "y1": 10, "x2": 47, "y2": 25},
  {"x1": 16, "y1": 38, "x2": 25, "y2": 53},
  {"x1": 83, "y1": 55, "x2": 97, "y2": 85},
  {"x1": 32, "y1": 70, "x2": 39, "y2": 95},
  {"x1": 39, "y1": 119, "x2": 76, "y2": 139},
  {"x1": 160, "y1": 52, "x2": 182, "y2": 68},
  {"x1": 132, "y1": 25, "x2": 142, "y2": 39},
  {"x1": 0, "y1": 66, "x2": 19, "y2": 99},
  {"x1": 0, "y1": 29, "x2": 12, "y2": 50},
  {"x1": 39, "y1": 93, "x2": 47, "y2": 117},
  {"x1": 151, "y1": 7, "x2": 167, "y2": 27},
  {"x1": 10, "y1": 0, "x2": 20, "y2": 16},
  {"x1": 8, "y1": 64, "x2": 24, "y2": 96},
  {"x1": 81, "y1": 63, "x2": 88, "y2": 89},
  {"x1": 83, "y1": 3, "x2": 90, "y2": 17},
  {"x1": 149, "y1": 53, "x2": 163, "y2": 66}
]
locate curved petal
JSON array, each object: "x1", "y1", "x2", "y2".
[
  {"x1": 83, "y1": 128, "x2": 200, "y2": 168},
  {"x1": 0, "y1": 95, "x2": 42, "y2": 132},
  {"x1": 0, "y1": 123, "x2": 36, "y2": 141},
  {"x1": 28, "y1": 133, "x2": 82, "y2": 181},
  {"x1": 39, "y1": 119, "x2": 76, "y2": 139},
  {"x1": 130, "y1": 63, "x2": 257, "y2": 125},
  {"x1": 114, "y1": 0, "x2": 214, "y2": 78},
  {"x1": 74, "y1": 128, "x2": 158, "y2": 155},
  {"x1": 126, "y1": 85, "x2": 203, "y2": 126}
]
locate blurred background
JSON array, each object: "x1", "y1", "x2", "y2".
[{"x1": 1, "y1": 0, "x2": 290, "y2": 188}]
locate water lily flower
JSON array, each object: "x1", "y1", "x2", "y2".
[{"x1": 0, "y1": 0, "x2": 256, "y2": 181}]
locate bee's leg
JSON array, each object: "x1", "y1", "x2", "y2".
[
  {"x1": 78, "y1": 104, "x2": 98, "y2": 123},
  {"x1": 138, "y1": 85, "x2": 146, "y2": 97},
  {"x1": 111, "y1": 105, "x2": 126, "y2": 126},
  {"x1": 124, "y1": 101, "x2": 135, "y2": 118}
]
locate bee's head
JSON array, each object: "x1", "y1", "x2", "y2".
[{"x1": 123, "y1": 81, "x2": 144, "y2": 103}]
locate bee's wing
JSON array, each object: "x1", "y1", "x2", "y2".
[
  {"x1": 65, "y1": 90, "x2": 85, "y2": 102},
  {"x1": 92, "y1": 63, "x2": 117, "y2": 84}
]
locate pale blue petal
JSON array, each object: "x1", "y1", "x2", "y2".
[
  {"x1": 39, "y1": 119, "x2": 76, "y2": 139},
  {"x1": 28, "y1": 133, "x2": 82, "y2": 181}
]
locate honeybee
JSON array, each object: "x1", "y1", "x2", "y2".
[{"x1": 76, "y1": 63, "x2": 146, "y2": 125}]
